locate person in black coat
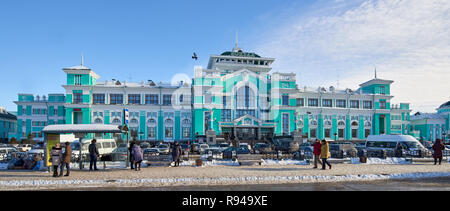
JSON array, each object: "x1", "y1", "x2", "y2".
[
  {"x1": 88, "y1": 139, "x2": 99, "y2": 171},
  {"x1": 395, "y1": 143, "x2": 404, "y2": 158},
  {"x1": 172, "y1": 142, "x2": 182, "y2": 167},
  {"x1": 129, "y1": 142, "x2": 135, "y2": 170}
]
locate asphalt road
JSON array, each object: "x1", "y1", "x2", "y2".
[{"x1": 58, "y1": 177, "x2": 450, "y2": 191}]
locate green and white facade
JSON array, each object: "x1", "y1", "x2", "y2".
[
  {"x1": 13, "y1": 94, "x2": 65, "y2": 142},
  {"x1": 14, "y1": 45, "x2": 445, "y2": 143},
  {"x1": 410, "y1": 101, "x2": 450, "y2": 142}
]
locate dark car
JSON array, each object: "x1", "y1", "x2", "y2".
[
  {"x1": 222, "y1": 146, "x2": 251, "y2": 159},
  {"x1": 253, "y1": 143, "x2": 272, "y2": 154},
  {"x1": 180, "y1": 144, "x2": 191, "y2": 155},
  {"x1": 272, "y1": 136, "x2": 299, "y2": 153},
  {"x1": 191, "y1": 143, "x2": 200, "y2": 154},
  {"x1": 143, "y1": 148, "x2": 160, "y2": 160},
  {"x1": 329, "y1": 143, "x2": 358, "y2": 158}
]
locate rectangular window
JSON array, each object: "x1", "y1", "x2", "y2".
[
  {"x1": 324, "y1": 128, "x2": 331, "y2": 138},
  {"x1": 380, "y1": 86, "x2": 386, "y2": 95},
  {"x1": 352, "y1": 129, "x2": 358, "y2": 138},
  {"x1": 163, "y1": 94, "x2": 172, "y2": 105},
  {"x1": 296, "y1": 98, "x2": 304, "y2": 107},
  {"x1": 322, "y1": 99, "x2": 332, "y2": 107},
  {"x1": 282, "y1": 95, "x2": 289, "y2": 106},
  {"x1": 308, "y1": 98, "x2": 318, "y2": 107},
  {"x1": 350, "y1": 100, "x2": 360, "y2": 109},
  {"x1": 148, "y1": 127, "x2": 156, "y2": 138},
  {"x1": 110, "y1": 94, "x2": 123, "y2": 105},
  {"x1": 336, "y1": 99, "x2": 346, "y2": 108},
  {"x1": 310, "y1": 128, "x2": 317, "y2": 138},
  {"x1": 165, "y1": 127, "x2": 173, "y2": 138},
  {"x1": 222, "y1": 109, "x2": 231, "y2": 122},
  {"x1": 74, "y1": 74, "x2": 82, "y2": 85},
  {"x1": 380, "y1": 101, "x2": 387, "y2": 109},
  {"x1": 93, "y1": 94, "x2": 105, "y2": 104},
  {"x1": 223, "y1": 96, "x2": 227, "y2": 106},
  {"x1": 363, "y1": 101, "x2": 373, "y2": 109},
  {"x1": 73, "y1": 93, "x2": 83, "y2": 104},
  {"x1": 282, "y1": 113, "x2": 289, "y2": 135},
  {"x1": 339, "y1": 129, "x2": 345, "y2": 138},
  {"x1": 128, "y1": 94, "x2": 141, "y2": 105},
  {"x1": 145, "y1": 94, "x2": 159, "y2": 105},
  {"x1": 182, "y1": 127, "x2": 190, "y2": 138}
]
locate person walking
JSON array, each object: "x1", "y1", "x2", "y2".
[
  {"x1": 60, "y1": 142, "x2": 72, "y2": 177},
  {"x1": 50, "y1": 143, "x2": 63, "y2": 177},
  {"x1": 131, "y1": 143, "x2": 143, "y2": 171},
  {"x1": 320, "y1": 140, "x2": 332, "y2": 170},
  {"x1": 312, "y1": 139, "x2": 323, "y2": 168},
  {"x1": 129, "y1": 142, "x2": 135, "y2": 170},
  {"x1": 432, "y1": 139, "x2": 445, "y2": 165},
  {"x1": 172, "y1": 142, "x2": 182, "y2": 167},
  {"x1": 88, "y1": 139, "x2": 99, "y2": 171}
]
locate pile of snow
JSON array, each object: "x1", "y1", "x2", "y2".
[
  {"x1": 69, "y1": 161, "x2": 129, "y2": 170},
  {"x1": 0, "y1": 163, "x2": 8, "y2": 170},
  {"x1": 351, "y1": 157, "x2": 412, "y2": 164},
  {"x1": 261, "y1": 159, "x2": 309, "y2": 166},
  {"x1": 177, "y1": 160, "x2": 240, "y2": 167}
]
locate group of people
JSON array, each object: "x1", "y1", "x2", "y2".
[
  {"x1": 49, "y1": 142, "x2": 72, "y2": 177},
  {"x1": 128, "y1": 142, "x2": 143, "y2": 171},
  {"x1": 312, "y1": 139, "x2": 332, "y2": 170}
]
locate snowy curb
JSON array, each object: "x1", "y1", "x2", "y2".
[{"x1": 1, "y1": 171, "x2": 450, "y2": 188}]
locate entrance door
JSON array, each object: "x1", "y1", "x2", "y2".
[
  {"x1": 379, "y1": 115, "x2": 385, "y2": 134},
  {"x1": 74, "y1": 112, "x2": 83, "y2": 124}
]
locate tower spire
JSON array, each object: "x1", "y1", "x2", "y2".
[
  {"x1": 232, "y1": 30, "x2": 242, "y2": 52},
  {"x1": 374, "y1": 66, "x2": 377, "y2": 79},
  {"x1": 81, "y1": 52, "x2": 84, "y2": 67},
  {"x1": 235, "y1": 30, "x2": 238, "y2": 49}
]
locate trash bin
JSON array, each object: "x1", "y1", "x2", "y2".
[{"x1": 195, "y1": 159, "x2": 203, "y2": 166}]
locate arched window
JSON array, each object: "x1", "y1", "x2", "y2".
[
  {"x1": 297, "y1": 120, "x2": 304, "y2": 128},
  {"x1": 310, "y1": 120, "x2": 318, "y2": 127},
  {"x1": 165, "y1": 119, "x2": 173, "y2": 125},
  {"x1": 147, "y1": 119, "x2": 156, "y2": 125},
  {"x1": 351, "y1": 121, "x2": 359, "y2": 127},
  {"x1": 94, "y1": 118, "x2": 103, "y2": 124},
  {"x1": 338, "y1": 121, "x2": 345, "y2": 127},
  {"x1": 112, "y1": 119, "x2": 121, "y2": 124},
  {"x1": 130, "y1": 119, "x2": 138, "y2": 124},
  {"x1": 324, "y1": 120, "x2": 332, "y2": 127},
  {"x1": 182, "y1": 119, "x2": 190, "y2": 125},
  {"x1": 236, "y1": 86, "x2": 255, "y2": 108},
  {"x1": 364, "y1": 121, "x2": 372, "y2": 127}
]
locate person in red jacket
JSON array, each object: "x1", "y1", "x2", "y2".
[{"x1": 312, "y1": 139, "x2": 322, "y2": 168}]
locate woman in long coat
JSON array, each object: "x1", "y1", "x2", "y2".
[
  {"x1": 50, "y1": 143, "x2": 63, "y2": 177},
  {"x1": 172, "y1": 142, "x2": 182, "y2": 167},
  {"x1": 131, "y1": 144, "x2": 143, "y2": 171},
  {"x1": 432, "y1": 139, "x2": 445, "y2": 165},
  {"x1": 320, "y1": 140, "x2": 332, "y2": 170}
]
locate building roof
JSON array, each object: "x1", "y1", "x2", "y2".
[
  {"x1": 220, "y1": 51, "x2": 261, "y2": 58},
  {"x1": 439, "y1": 101, "x2": 450, "y2": 109},
  {"x1": 0, "y1": 110, "x2": 17, "y2": 121},
  {"x1": 42, "y1": 124, "x2": 122, "y2": 134},
  {"x1": 359, "y1": 78, "x2": 394, "y2": 87},
  {"x1": 410, "y1": 112, "x2": 445, "y2": 120}
]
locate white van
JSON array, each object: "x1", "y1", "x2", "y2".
[
  {"x1": 365, "y1": 135, "x2": 427, "y2": 151},
  {"x1": 71, "y1": 139, "x2": 117, "y2": 156}
]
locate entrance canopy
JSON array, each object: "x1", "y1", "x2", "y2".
[{"x1": 42, "y1": 124, "x2": 122, "y2": 134}]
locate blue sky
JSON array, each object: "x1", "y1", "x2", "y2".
[{"x1": 1, "y1": 0, "x2": 449, "y2": 112}]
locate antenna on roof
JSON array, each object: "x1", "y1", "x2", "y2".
[
  {"x1": 235, "y1": 30, "x2": 238, "y2": 49},
  {"x1": 81, "y1": 52, "x2": 84, "y2": 67},
  {"x1": 374, "y1": 66, "x2": 377, "y2": 79}
]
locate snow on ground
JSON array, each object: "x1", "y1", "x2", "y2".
[
  {"x1": 351, "y1": 157, "x2": 412, "y2": 164},
  {"x1": 1, "y1": 171, "x2": 449, "y2": 188},
  {"x1": 261, "y1": 159, "x2": 309, "y2": 166},
  {"x1": 178, "y1": 160, "x2": 240, "y2": 167},
  {"x1": 0, "y1": 163, "x2": 7, "y2": 170}
]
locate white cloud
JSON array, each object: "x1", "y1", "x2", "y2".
[{"x1": 256, "y1": 0, "x2": 450, "y2": 112}]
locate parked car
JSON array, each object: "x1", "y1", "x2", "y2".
[
  {"x1": 222, "y1": 146, "x2": 251, "y2": 159},
  {"x1": 199, "y1": 144, "x2": 209, "y2": 154},
  {"x1": 329, "y1": 143, "x2": 358, "y2": 158},
  {"x1": 17, "y1": 144, "x2": 33, "y2": 152},
  {"x1": 272, "y1": 136, "x2": 299, "y2": 153},
  {"x1": 143, "y1": 148, "x2": 160, "y2": 159},
  {"x1": 0, "y1": 147, "x2": 18, "y2": 161},
  {"x1": 111, "y1": 147, "x2": 128, "y2": 161},
  {"x1": 140, "y1": 142, "x2": 151, "y2": 149},
  {"x1": 71, "y1": 139, "x2": 118, "y2": 160},
  {"x1": 365, "y1": 135, "x2": 430, "y2": 157},
  {"x1": 180, "y1": 144, "x2": 191, "y2": 155},
  {"x1": 253, "y1": 143, "x2": 272, "y2": 154},
  {"x1": 218, "y1": 143, "x2": 230, "y2": 151},
  {"x1": 299, "y1": 142, "x2": 313, "y2": 153},
  {"x1": 157, "y1": 144, "x2": 170, "y2": 154},
  {"x1": 239, "y1": 143, "x2": 252, "y2": 152},
  {"x1": 191, "y1": 143, "x2": 200, "y2": 154},
  {"x1": 202, "y1": 148, "x2": 223, "y2": 159}
]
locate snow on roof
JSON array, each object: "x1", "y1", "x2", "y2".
[
  {"x1": 410, "y1": 113, "x2": 445, "y2": 120},
  {"x1": 42, "y1": 124, "x2": 122, "y2": 134},
  {"x1": 366, "y1": 135, "x2": 420, "y2": 142}
]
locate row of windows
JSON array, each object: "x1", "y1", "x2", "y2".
[
  {"x1": 146, "y1": 127, "x2": 191, "y2": 139},
  {"x1": 292, "y1": 98, "x2": 374, "y2": 109},
  {"x1": 299, "y1": 128, "x2": 371, "y2": 139},
  {"x1": 90, "y1": 94, "x2": 188, "y2": 105}
]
